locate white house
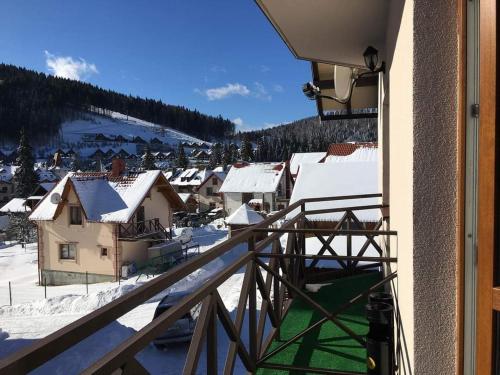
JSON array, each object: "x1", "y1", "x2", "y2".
[
  {"x1": 289, "y1": 152, "x2": 326, "y2": 181},
  {"x1": 219, "y1": 162, "x2": 288, "y2": 216}
]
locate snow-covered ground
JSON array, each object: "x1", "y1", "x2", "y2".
[
  {"x1": 60, "y1": 112, "x2": 207, "y2": 157},
  {"x1": 0, "y1": 224, "x2": 267, "y2": 374}
]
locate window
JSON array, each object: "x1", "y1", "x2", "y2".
[
  {"x1": 209, "y1": 202, "x2": 216, "y2": 209},
  {"x1": 0, "y1": 187, "x2": 7, "y2": 193},
  {"x1": 212, "y1": 178, "x2": 218, "y2": 186},
  {"x1": 206, "y1": 187, "x2": 213, "y2": 196},
  {"x1": 101, "y1": 247, "x2": 108, "y2": 257},
  {"x1": 60, "y1": 243, "x2": 76, "y2": 260},
  {"x1": 70, "y1": 206, "x2": 82, "y2": 225}
]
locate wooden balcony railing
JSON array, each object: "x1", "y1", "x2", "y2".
[
  {"x1": 0, "y1": 193, "x2": 400, "y2": 375},
  {"x1": 118, "y1": 218, "x2": 172, "y2": 240}
]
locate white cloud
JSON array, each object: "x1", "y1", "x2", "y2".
[
  {"x1": 198, "y1": 83, "x2": 250, "y2": 101},
  {"x1": 260, "y1": 65, "x2": 271, "y2": 73},
  {"x1": 273, "y1": 84, "x2": 284, "y2": 93},
  {"x1": 232, "y1": 117, "x2": 244, "y2": 126},
  {"x1": 253, "y1": 82, "x2": 272, "y2": 101},
  {"x1": 210, "y1": 65, "x2": 227, "y2": 73},
  {"x1": 44, "y1": 50, "x2": 98, "y2": 81}
]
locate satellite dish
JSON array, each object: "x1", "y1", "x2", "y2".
[
  {"x1": 50, "y1": 192, "x2": 62, "y2": 204},
  {"x1": 334, "y1": 65, "x2": 354, "y2": 102}
]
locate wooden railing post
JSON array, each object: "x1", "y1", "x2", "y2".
[
  {"x1": 248, "y1": 235, "x2": 257, "y2": 368},
  {"x1": 206, "y1": 294, "x2": 217, "y2": 375}
]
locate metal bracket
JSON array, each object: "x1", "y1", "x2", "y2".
[{"x1": 471, "y1": 103, "x2": 480, "y2": 118}]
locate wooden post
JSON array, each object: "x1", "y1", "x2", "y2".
[
  {"x1": 206, "y1": 295, "x2": 217, "y2": 375},
  {"x1": 44, "y1": 277, "x2": 47, "y2": 299},
  {"x1": 248, "y1": 236, "x2": 257, "y2": 365},
  {"x1": 86, "y1": 271, "x2": 89, "y2": 295},
  {"x1": 8, "y1": 281, "x2": 12, "y2": 306}
]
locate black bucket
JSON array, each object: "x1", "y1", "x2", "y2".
[{"x1": 366, "y1": 302, "x2": 395, "y2": 375}]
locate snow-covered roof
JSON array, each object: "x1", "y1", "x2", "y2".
[
  {"x1": 40, "y1": 182, "x2": 56, "y2": 192},
  {"x1": 226, "y1": 204, "x2": 264, "y2": 225},
  {"x1": 36, "y1": 168, "x2": 59, "y2": 182},
  {"x1": 170, "y1": 168, "x2": 212, "y2": 187},
  {"x1": 30, "y1": 170, "x2": 183, "y2": 223},
  {"x1": 219, "y1": 163, "x2": 285, "y2": 193},
  {"x1": 286, "y1": 161, "x2": 380, "y2": 222},
  {"x1": 177, "y1": 193, "x2": 193, "y2": 204},
  {"x1": 324, "y1": 147, "x2": 378, "y2": 163},
  {"x1": 248, "y1": 198, "x2": 263, "y2": 205},
  {"x1": 289, "y1": 152, "x2": 326, "y2": 176},
  {"x1": 163, "y1": 171, "x2": 173, "y2": 181},
  {"x1": 0, "y1": 165, "x2": 18, "y2": 183},
  {"x1": 0, "y1": 198, "x2": 30, "y2": 213}
]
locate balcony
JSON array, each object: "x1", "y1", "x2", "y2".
[
  {"x1": 118, "y1": 218, "x2": 172, "y2": 241},
  {"x1": 0, "y1": 194, "x2": 400, "y2": 374}
]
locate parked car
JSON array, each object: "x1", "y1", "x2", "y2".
[{"x1": 153, "y1": 291, "x2": 200, "y2": 348}]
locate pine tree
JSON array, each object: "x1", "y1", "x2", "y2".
[
  {"x1": 177, "y1": 143, "x2": 188, "y2": 169},
  {"x1": 142, "y1": 147, "x2": 156, "y2": 170},
  {"x1": 208, "y1": 148, "x2": 218, "y2": 170},
  {"x1": 229, "y1": 143, "x2": 239, "y2": 162},
  {"x1": 70, "y1": 157, "x2": 81, "y2": 172},
  {"x1": 222, "y1": 144, "x2": 232, "y2": 169},
  {"x1": 13, "y1": 128, "x2": 38, "y2": 198},
  {"x1": 208, "y1": 143, "x2": 222, "y2": 169},
  {"x1": 240, "y1": 137, "x2": 254, "y2": 162}
]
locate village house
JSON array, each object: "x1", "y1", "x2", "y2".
[
  {"x1": 177, "y1": 192, "x2": 198, "y2": 213},
  {"x1": 169, "y1": 168, "x2": 211, "y2": 194},
  {"x1": 288, "y1": 151, "x2": 326, "y2": 182},
  {"x1": 196, "y1": 170, "x2": 226, "y2": 211},
  {"x1": 0, "y1": 165, "x2": 18, "y2": 205},
  {"x1": 321, "y1": 142, "x2": 378, "y2": 163},
  {"x1": 219, "y1": 162, "x2": 289, "y2": 216},
  {"x1": 29, "y1": 161, "x2": 184, "y2": 285},
  {"x1": 287, "y1": 160, "x2": 380, "y2": 230}
]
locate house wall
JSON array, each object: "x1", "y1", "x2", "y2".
[
  {"x1": 38, "y1": 189, "x2": 116, "y2": 281},
  {"x1": 140, "y1": 184, "x2": 173, "y2": 228},
  {"x1": 0, "y1": 182, "x2": 14, "y2": 205},
  {"x1": 224, "y1": 192, "x2": 276, "y2": 216},
  {"x1": 383, "y1": 0, "x2": 459, "y2": 373},
  {"x1": 198, "y1": 177, "x2": 224, "y2": 211}
]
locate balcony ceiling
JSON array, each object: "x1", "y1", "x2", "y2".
[{"x1": 256, "y1": 0, "x2": 388, "y2": 68}]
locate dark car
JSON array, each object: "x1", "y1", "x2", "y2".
[{"x1": 153, "y1": 291, "x2": 200, "y2": 348}]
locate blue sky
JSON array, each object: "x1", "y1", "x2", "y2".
[{"x1": 0, "y1": 0, "x2": 316, "y2": 131}]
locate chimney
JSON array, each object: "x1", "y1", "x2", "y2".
[{"x1": 111, "y1": 158, "x2": 126, "y2": 177}]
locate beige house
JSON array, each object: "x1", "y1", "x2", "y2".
[
  {"x1": 29, "y1": 167, "x2": 184, "y2": 285},
  {"x1": 196, "y1": 170, "x2": 226, "y2": 211}
]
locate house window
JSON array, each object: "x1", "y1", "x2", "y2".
[
  {"x1": 101, "y1": 247, "x2": 108, "y2": 257},
  {"x1": 209, "y1": 202, "x2": 216, "y2": 209},
  {"x1": 70, "y1": 206, "x2": 82, "y2": 225},
  {"x1": 212, "y1": 178, "x2": 218, "y2": 186},
  {"x1": 0, "y1": 187, "x2": 7, "y2": 193},
  {"x1": 206, "y1": 187, "x2": 214, "y2": 196},
  {"x1": 60, "y1": 243, "x2": 76, "y2": 260}
]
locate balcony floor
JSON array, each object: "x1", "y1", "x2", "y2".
[{"x1": 257, "y1": 271, "x2": 382, "y2": 374}]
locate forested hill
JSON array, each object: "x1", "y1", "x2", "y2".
[
  {"x1": 0, "y1": 64, "x2": 234, "y2": 143},
  {"x1": 239, "y1": 115, "x2": 377, "y2": 162}
]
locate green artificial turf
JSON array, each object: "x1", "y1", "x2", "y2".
[{"x1": 257, "y1": 272, "x2": 382, "y2": 375}]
